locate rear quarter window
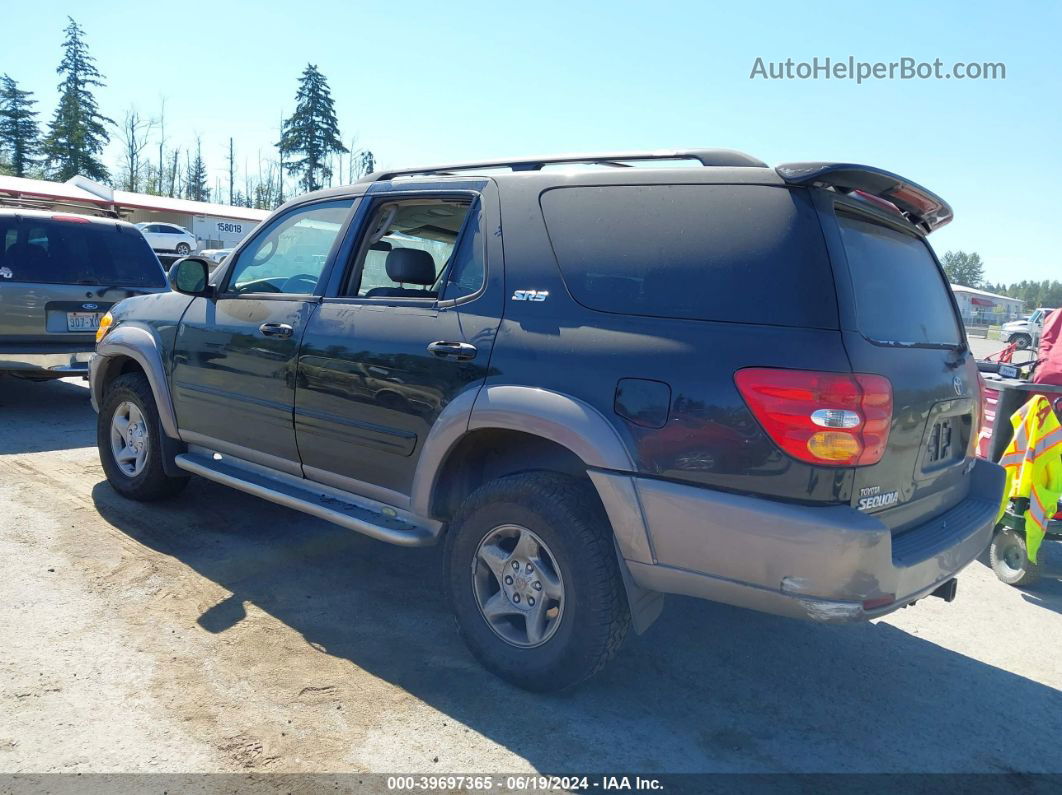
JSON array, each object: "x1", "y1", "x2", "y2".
[
  {"x1": 837, "y1": 213, "x2": 961, "y2": 346},
  {"x1": 540, "y1": 184, "x2": 837, "y2": 328}
]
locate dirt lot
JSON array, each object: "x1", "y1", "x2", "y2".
[{"x1": 1, "y1": 372, "x2": 1061, "y2": 775}]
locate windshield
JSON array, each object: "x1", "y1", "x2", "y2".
[
  {"x1": 0, "y1": 217, "x2": 165, "y2": 288},
  {"x1": 837, "y1": 213, "x2": 962, "y2": 347}
]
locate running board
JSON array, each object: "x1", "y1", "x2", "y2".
[{"x1": 174, "y1": 452, "x2": 438, "y2": 547}]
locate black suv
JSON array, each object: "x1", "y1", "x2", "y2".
[{"x1": 90, "y1": 150, "x2": 1004, "y2": 690}]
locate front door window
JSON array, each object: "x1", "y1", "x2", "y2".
[{"x1": 226, "y1": 201, "x2": 352, "y2": 295}]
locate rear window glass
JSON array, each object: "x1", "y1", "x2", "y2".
[
  {"x1": 0, "y1": 217, "x2": 164, "y2": 288},
  {"x1": 540, "y1": 185, "x2": 837, "y2": 327},
  {"x1": 837, "y1": 214, "x2": 961, "y2": 346}
]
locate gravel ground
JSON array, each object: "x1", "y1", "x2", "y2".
[{"x1": 0, "y1": 371, "x2": 1060, "y2": 776}]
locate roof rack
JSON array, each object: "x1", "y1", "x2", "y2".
[{"x1": 360, "y1": 148, "x2": 768, "y2": 182}]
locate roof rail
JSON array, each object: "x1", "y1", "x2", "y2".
[{"x1": 360, "y1": 148, "x2": 768, "y2": 182}]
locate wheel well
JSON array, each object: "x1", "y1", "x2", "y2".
[
  {"x1": 99, "y1": 355, "x2": 147, "y2": 396},
  {"x1": 431, "y1": 429, "x2": 595, "y2": 521}
]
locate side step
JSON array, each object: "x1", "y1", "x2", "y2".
[{"x1": 174, "y1": 453, "x2": 438, "y2": 547}]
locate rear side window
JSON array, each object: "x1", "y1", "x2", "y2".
[
  {"x1": 837, "y1": 214, "x2": 961, "y2": 346},
  {"x1": 0, "y1": 217, "x2": 164, "y2": 287},
  {"x1": 540, "y1": 185, "x2": 837, "y2": 327}
]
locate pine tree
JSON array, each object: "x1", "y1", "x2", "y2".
[
  {"x1": 0, "y1": 74, "x2": 41, "y2": 177},
  {"x1": 277, "y1": 64, "x2": 347, "y2": 193},
  {"x1": 186, "y1": 138, "x2": 208, "y2": 201},
  {"x1": 43, "y1": 17, "x2": 113, "y2": 181}
]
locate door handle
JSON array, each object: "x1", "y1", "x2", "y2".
[
  {"x1": 427, "y1": 341, "x2": 478, "y2": 361},
  {"x1": 259, "y1": 322, "x2": 294, "y2": 338}
]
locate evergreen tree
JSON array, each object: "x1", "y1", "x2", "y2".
[
  {"x1": 0, "y1": 74, "x2": 41, "y2": 177},
  {"x1": 43, "y1": 17, "x2": 113, "y2": 181},
  {"x1": 277, "y1": 64, "x2": 347, "y2": 193},
  {"x1": 186, "y1": 138, "x2": 209, "y2": 201}
]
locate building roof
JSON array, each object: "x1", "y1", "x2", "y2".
[
  {"x1": 0, "y1": 174, "x2": 269, "y2": 222},
  {"x1": 949, "y1": 284, "x2": 1022, "y2": 302}
]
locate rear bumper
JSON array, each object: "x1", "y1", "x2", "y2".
[
  {"x1": 609, "y1": 458, "x2": 1003, "y2": 623},
  {"x1": 0, "y1": 348, "x2": 94, "y2": 376}
]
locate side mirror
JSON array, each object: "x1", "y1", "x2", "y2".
[{"x1": 168, "y1": 257, "x2": 214, "y2": 297}]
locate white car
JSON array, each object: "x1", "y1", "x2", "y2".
[
  {"x1": 1002, "y1": 307, "x2": 1057, "y2": 350},
  {"x1": 199, "y1": 248, "x2": 232, "y2": 267},
  {"x1": 135, "y1": 222, "x2": 197, "y2": 256}
]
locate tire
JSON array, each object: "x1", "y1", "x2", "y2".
[
  {"x1": 989, "y1": 528, "x2": 1041, "y2": 586},
  {"x1": 98, "y1": 372, "x2": 189, "y2": 501},
  {"x1": 1008, "y1": 333, "x2": 1032, "y2": 350},
  {"x1": 175, "y1": 243, "x2": 191, "y2": 256},
  {"x1": 444, "y1": 472, "x2": 630, "y2": 692}
]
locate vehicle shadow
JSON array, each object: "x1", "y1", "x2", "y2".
[
  {"x1": 1021, "y1": 574, "x2": 1062, "y2": 616},
  {"x1": 90, "y1": 479, "x2": 1062, "y2": 773},
  {"x1": 0, "y1": 375, "x2": 96, "y2": 454}
]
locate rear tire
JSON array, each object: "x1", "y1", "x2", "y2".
[
  {"x1": 444, "y1": 472, "x2": 630, "y2": 691},
  {"x1": 98, "y1": 372, "x2": 189, "y2": 501},
  {"x1": 989, "y1": 528, "x2": 1041, "y2": 586},
  {"x1": 1008, "y1": 333, "x2": 1032, "y2": 350}
]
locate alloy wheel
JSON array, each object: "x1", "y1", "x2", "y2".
[
  {"x1": 109, "y1": 400, "x2": 150, "y2": 477},
  {"x1": 472, "y1": 524, "x2": 565, "y2": 648}
]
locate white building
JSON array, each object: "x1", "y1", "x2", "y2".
[
  {"x1": 950, "y1": 284, "x2": 1024, "y2": 325},
  {"x1": 0, "y1": 174, "x2": 269, "y2": 250}
]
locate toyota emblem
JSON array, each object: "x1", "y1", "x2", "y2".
[{"x1": 953, "y1": 376, "x2": 964, "y2": 396}]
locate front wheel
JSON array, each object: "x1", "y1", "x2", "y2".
[
  {"x1": 175, "y1": 242, "x2": 191, "y2": 255},
  {"x1": 98, "y1": 372, "x2": 189, "y2": 501},
  {"x1": 1008, "y1": 333, "x2": 1032, "y2": 350},
  {"x1": 444, "y1": 473, "x2": 630, "y2": 691},
  {"x1": 989, "y1": 528, "x2": 1041, "y2": 586}
]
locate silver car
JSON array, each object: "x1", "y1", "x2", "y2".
[{"x1": 0, "y1": 209, "x2": 168, "y2": 381}]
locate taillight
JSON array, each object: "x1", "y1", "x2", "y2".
[{"x1": 734, "y1": 368, "x2": 893, "y2": 467}]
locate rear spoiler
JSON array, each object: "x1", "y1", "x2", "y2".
[{"x1": 776, "y1": 162, "x2": 953, "y2": 233}]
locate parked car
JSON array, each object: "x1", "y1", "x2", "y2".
[
  {"x1": 199, "y1": 248, "x2": 232, "y2": 267},
  {"x1": 1002, "y1": 307, "x2": 1057, "y2": 349},
  {"x1": 0, "y1": 209, "x2": 168, "y2": 380},
  {"x1": 135, "y1": 222, "x2": 197, "y2": 256},
  {"x1": 90, "y1": 149, "x2": 1004, "y2": 690}
]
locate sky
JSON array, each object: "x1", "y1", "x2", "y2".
[{"x1": 3, "y1": 0, "x2": 1060, "y2": 284}]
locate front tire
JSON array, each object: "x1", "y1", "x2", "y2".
[
  {"x1": 444, "y1": 473, "x2": 630, "y2": 691},
  {"x1": 989, "y1": 528, "x2": 1041, "y2": 586},
  {"x1": 98, "y1": 372, "x2": 189, "y2": 501},
  {"x1": 175, "y1": 242, "x2": 191, "y2": 255}
]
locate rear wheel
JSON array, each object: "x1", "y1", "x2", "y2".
[
  {"x1": 1008, "y1": 333, "x2": 1032, "y2": 350},
  {"x1": 444, "y1": 473, "x2": 630, "y2": 691},
  {"x1": 989, "y1": 528, "x2": 1041, "y2": 586},
  {"x1": 98, "y1": 372, "x2": 188, "y2": 501}
]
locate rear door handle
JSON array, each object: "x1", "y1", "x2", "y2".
[
  {"x1": 259, "y1": 322, "x2": 294, "y2": 338},
  {"x1": 427, "y1": 341, "x2": 478, "y2": 361}
]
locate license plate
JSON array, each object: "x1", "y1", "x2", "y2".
[
  {"x1": 998, "y1": 363, "x2": 1019, "y2": 379},
  {"x1": 66, "y1": 312, "x2": 102, "y2": 332}
]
